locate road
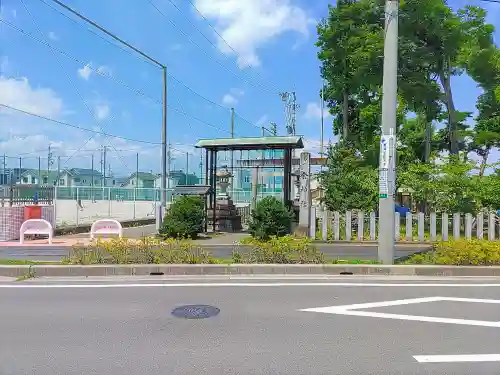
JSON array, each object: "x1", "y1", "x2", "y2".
[
  {"x1": 0, "y1": 242, "x2": 428, "y2": 261},
  {"x1": 1, "y1": 276, "x2": 500, "y2": 374}
]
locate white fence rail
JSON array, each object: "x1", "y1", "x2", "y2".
[{"x1": 316, "y1": 210, "x2": 499, "y2": 242}]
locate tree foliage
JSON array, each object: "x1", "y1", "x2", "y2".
[{"x1": 316, "y1": 0, "x2": 500, "y2": 213}]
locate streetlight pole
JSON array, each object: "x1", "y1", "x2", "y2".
[
  {"x1": 50, "y1": 0, "x2": 168, "y2": 210},
  {"x1": 378, "y1": 0, "x2": 399, "y2": 264}
]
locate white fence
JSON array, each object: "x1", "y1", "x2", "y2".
[{"x1": 316, "y1": 209, "x2": 499, "y2": 242}]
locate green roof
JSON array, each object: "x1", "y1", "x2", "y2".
[
  {"x1": 195, "y1": 136, "x2": 304, "y2": 151},
  {"x1": 20, "y1": 169, "x2": 60, "y2": 180}
]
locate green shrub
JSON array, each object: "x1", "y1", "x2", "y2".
[
  {"x1": 403, "y1": 239, "x2": 500, "y2": 265},
  {"x1": 248, "y1": 196, "x2": 293, "y2": 240},
  {"x1": 237, "y1": 235, "x2": 325, "y2": 263},
  {"x1": 64, "y1": 237, "x2": 218, "y2": 264},
  {"x1": 160, "y1": 195, "x2": 204, "y2": 239}
]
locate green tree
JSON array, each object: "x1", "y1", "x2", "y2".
[
  {"x1": 320, "y1": 142, "x2": 378, "y2": 212},
  {"x1": 248, "y1": 196, "x2": 292, "y2": 240}
]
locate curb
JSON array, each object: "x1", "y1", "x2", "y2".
[{"x1": 2, "y1": 264, "x2": 500, "y2": 278}]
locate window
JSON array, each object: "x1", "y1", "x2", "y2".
[
  {"x1": 31, "y1": 177, "x2": 36, "y2": 184},
  {"x1": 82, "y1": 179, "x2": 87, "y2": 184},
  {"x1": 244, "y1": 175, "x2": 250, "y2": 183},
  {"x1": 112, "y1": 179, "x2": 115, "y2": 185},
  {"x1": 23, "y1": 177, "x2": 28, "y2": 183},
  {"x1": 43, "y1": 177, "x2": 48, "y2": 184},
  {"x1": 59, "y1": 179, "x2": 65, "y2": 186}
]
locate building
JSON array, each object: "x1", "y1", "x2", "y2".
[
  {"x1": 154, "y1": 170, "x2": 198, "y2": 189},
  {"x1": 0, "y1": 168, "x2": 28, "y2": 185},
  {"x1": 123, "y1": 172, "x2": 157, "y2": 188},
  {"x1": 58, "y1": 168, "x2": 102, "y2": 187},
  {"x1": 17, "y1": 168, "x2": 102, "y2": 187}
]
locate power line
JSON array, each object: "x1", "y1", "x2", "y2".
[
  {"x1": 0, "y1": 16, "x2": 259, "y2": 134},
  {"x1": 0, "y1": 103, "x2": 162, "y2": 145},
  {"x1": 147, "y1": 0, "x2": 277, "y2": 95},
  {"x1": 19, "y1": 0, "x2": 131, "y2": 171},
  {"x1": 37, "y1": 0, "x2": 158, "y2": 68},
  {"x1": 0, "y1": 18, "x2": 162, "y2": 104},
  {"x1": 185, "y1": 0, "x2": 282, "y2": 94}
]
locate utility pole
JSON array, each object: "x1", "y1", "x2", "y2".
[
  {"x1": 378, "y1": 0, "x2": 399, "y2": 264},
  {"x1": 185, "y1": 152, "x2": 189, "y2": 185},
  {"x1": 230, "y1": 107, "x2": 235, "y2": 195},
  {"x1": 320, "y1": 79, "x2": 325, "y2": 159},
  {"x1": 102, "y1": 145, "x2": 107, "y2": 187},
  {"x1": 167, "y1": 143, "x2": 172, "y2": 189},
  {"x1": 136, "y1": 152, "x2": 139, "y2": 183},
  {"x1": 91, "y1": 153, "x2": 94, "y2": 188},
  {"x1": 38, "y1": 156, "x2": 41, "y2": 185},
  {"x1": 280, "y1": 91, "x2": 299, "y2": 136},
  {"x1": 2, "y1": 154, "x2": 6, "y2": 185},
  {"x1": 199, "y1": 149, "x2": 203, "y2": 184},
  {"x1": 270, "y1": 122, "x2": 277, "y2": 193},
  {"x1": 47, "y1": 145, "x2": 53, "y2": 184},
  {"x1": 50, "y1": 0, "x2": 168, "y2": 216}
]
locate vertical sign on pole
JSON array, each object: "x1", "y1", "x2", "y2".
[{"x1": 298, "y1": 152, "x2": 311, "y2": 235}]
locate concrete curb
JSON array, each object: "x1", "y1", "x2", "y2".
[{"x1": 2, "y1": 264, "x2": 500, "y2": 278}]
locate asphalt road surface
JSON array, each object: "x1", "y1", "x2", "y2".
[
  {"x1": 0, "y1": 243, "x2": 428, "y2": 261},
  {"x1": 1, "y1": 276, "x2": 500, "y2": 374}
]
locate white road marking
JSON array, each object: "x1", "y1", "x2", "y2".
[
  {"x1": 414, "y1": 354, "x2": 500, "y2": 363},
  {"x1": 2, "y1": 282, "x2": 500, "y2": 288},
  {"x1": 300, "y1": 296, "x2": 500, "y2": 328}
]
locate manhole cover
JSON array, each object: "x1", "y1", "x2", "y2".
[{"x1": 171, "y1": 305, "x2": 220, "y2": 319}]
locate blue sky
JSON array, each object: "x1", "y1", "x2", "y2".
[{"x1": 0, "y1": 0, "x2": 498, "y2": 176}]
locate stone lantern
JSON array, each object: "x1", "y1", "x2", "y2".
[{"x1": 216, "y1": 165, "x2": 232, "y2": 197}]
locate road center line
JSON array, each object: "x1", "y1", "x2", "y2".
[
  {"x1": 414, "y1": 354, "x2": 500, "y2": 363},
  {"x1": 3, "y1": 282, "x2": 500, "y2": 288}
]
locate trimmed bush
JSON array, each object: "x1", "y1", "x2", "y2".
[
  {"x1": 160, "y1": 195, "x2": 204, "y2": 239},
  {"x1": 403, "y1": 239, "x2": 500, "y2": 265},
  {"x1": 248, "y1": 196, "x2": 293, "y2": 240},
  {"x1": 236, "y1": 235, "x2": 324, "y2": 263}
]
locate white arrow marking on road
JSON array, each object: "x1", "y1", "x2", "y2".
[
  {"x1": 300, "y1": 296, "x2": 500, "y2": 328},
  {"x1": 414, "y1": 354, "x2": 500, "y2": 363}
]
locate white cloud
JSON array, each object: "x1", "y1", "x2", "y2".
[
  {"x1": 222, "y1": 93, "x2": 238, "y2": 105},
  {"x1": 94, "y1": 104, "x2": 110, "y2": 120},
  {"x1": 304, "y1": 102, "x2": 330, "y2": 120},
  {"x1": 0, "y1": 76, "x2": 63, "y2": 117},
  {"x1": 221, "y1": 87, "x2": 244, "y2": 106},
  {"x1": 194, "y1": 0, "x2": 313, "y2": 68},
  {"x1": 48, "y1": 31, "x2": 58, "y2": 40},
  {"x1": 77, "y1": 62, "x2": 112, "y2": 80},
  {"x1": 77, "y1": 63, "x2": 92, "y2": 80}
]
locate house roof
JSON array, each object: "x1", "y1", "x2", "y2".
[
  {"x1": 65, "y1": 168, "x2": 102, "y2": 177},
  {"x1": 195, "y1": 136, "x2": 304, "y2": 151},
  {"x1": 173, "y1": 185, "x2": 211, "y2": 196},
  {"x1": 122, "y1": 172, "x2": 157, "y2": 185},
  {"x1": 20, "y1": 169, "x2": 60, "y2": 180}
]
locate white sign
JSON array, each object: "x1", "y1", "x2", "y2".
[
  {"x1": 19, "y1": 219, "x2": 53, "y2": 244},
  {"x1": 90, "y1": 219, "x2": 123, "y2": 239},
  {"x1": 379, "y1": 134, "x2": 396, "y2": 196}
]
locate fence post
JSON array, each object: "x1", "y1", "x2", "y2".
[
  {"x1": 133, "y1": 187, "x2": 136, "y2": 220},
  {"x1": 489, "y1": 212, "x2": 495, "y2": 241},
  {"x1": 442, "y1": 212, "x2": 448, "y2": 241},
  {"x1": 107, "y1": 187, "x2": 111, "y2": 217},
  {"x1": 369, "y1": 212, "x2": 376, "y2": 240},
  {"x1": 76, "y1": 186, "x2": 79, "y2": 226},
  {"x1": 405, "y1": 212, "x2": 412, "y2": 241},
  {"x1": 345, "y1": 211, "x2": 352, "y2": 241},
  {"x1": 358, "y1": 211, "x2": 364, "y2": 241},
  {"x1": 465, "y1": 213, "x2": 472, "y2": 240},
  {"x1": 321, "y1": 209, "x2": 328, "y2": 241},
  {"x1": 477, "y1": 212, "x2": 484, "y2": 239},
  {"x1": 333, "y1": 211, "x2": 340, "y2": 241},
  {"x1": 430, "y1": 212, "x2": 436, "y2": 241},
  {"x1": 394, "y1": 212, "x2": 400, "y2": 241},
  {"x1": 418, "y1": 212, "x2": 425, "y2": 242},
  {"x1": 453, "y1": 213, "x2": 461, "y2": 240}
]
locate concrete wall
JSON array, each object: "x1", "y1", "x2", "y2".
[{"x1": 54, "y1": 199, "x2": 159, "y2": 227}]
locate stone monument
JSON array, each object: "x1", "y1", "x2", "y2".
[{"x1": 207, "y1": 166, "x2": 242, "y2": 232}]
